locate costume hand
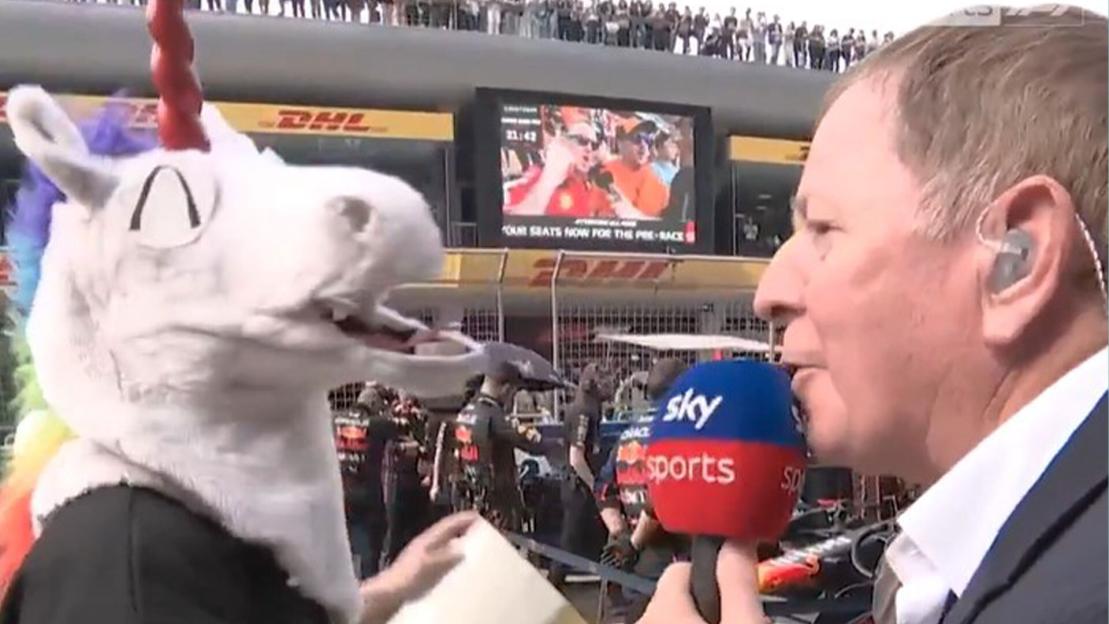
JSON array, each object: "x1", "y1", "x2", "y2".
[
  {"x1": 359, "y1": 511, "x2": 479, "y2": 624},
  {"x1": 635, "y1": 540, "x2": 767, "y2": 624}
]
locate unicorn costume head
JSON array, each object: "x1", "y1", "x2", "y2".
[{"x1": 0, "y1": 2, "x2": 487, "y2": 621}]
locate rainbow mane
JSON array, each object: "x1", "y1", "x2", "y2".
[{"x1": 0, "y1": 99, "x2": 156, "y2": 596}]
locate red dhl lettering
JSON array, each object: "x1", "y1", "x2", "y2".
[
  {"x1": 97, "y1": 100, "x2": 158, "y2": 128},
  {"x1": 0, "y1": 95, "x2": 157, "y2": 128},
  {"x1": 528, "y1": 258, "x2": 671, "y2": 287},
  {"x1": 272, "y1": 109, "x2": 375, "y2": 133},
  {"x1": 130, "y1": 102, "x2": 160, "y2": 127}
]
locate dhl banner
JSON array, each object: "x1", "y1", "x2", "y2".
[
  {"x1": 0, "y1": 246, "x2": 766, "y2": 294},
  {"x1": 434, "y1": 249, "x2": 769, "y2": 291},
  {"x1": 729, "y1": 136, "x2": 809, "y2": 165},
  {"x1": 0, "y1": 91, "x2": 454, "y2": 142}
]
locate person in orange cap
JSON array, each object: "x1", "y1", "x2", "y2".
[{"x1": 603, "y1": 119, "x2": 671, "y2": 219}]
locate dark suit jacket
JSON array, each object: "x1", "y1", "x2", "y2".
[{"x1": 945, "y1": 393, "x2": 1108, "y2": 624}]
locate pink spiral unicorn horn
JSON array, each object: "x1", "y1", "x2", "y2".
[{"x1": 146, "y1": 0, "x2": 210, "y2": 151}]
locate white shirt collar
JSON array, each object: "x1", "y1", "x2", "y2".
[{"x1": 888, "y1": 346, "x2": 1108, "y2": 601}]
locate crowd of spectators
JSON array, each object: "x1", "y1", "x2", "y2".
[{"x1": 74, "y1": 0, "x2": 896, "y2": 70}]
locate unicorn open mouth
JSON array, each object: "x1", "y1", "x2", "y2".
[{"x1": 316, "y1": 301, "x2": 474, "y2": 355}]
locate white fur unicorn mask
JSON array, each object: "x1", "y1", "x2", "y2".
[{"x1": 0, "y1": 14, "x2": 487, "y2": 621}]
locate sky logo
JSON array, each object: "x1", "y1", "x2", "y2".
[{"x1": 662, "y1": 388, "x2": 723, "y2": 431}]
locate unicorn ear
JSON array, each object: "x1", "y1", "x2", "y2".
[{"x1": 6, "y1": 86, "x2": 120, "y2": 212}]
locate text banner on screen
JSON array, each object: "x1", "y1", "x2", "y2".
[{"x1": 0, "y1": 91, "x2": 454, "y2": 142}]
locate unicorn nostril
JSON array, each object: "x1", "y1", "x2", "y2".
[{"x1": 336, "y1": 197, "x2": 373, "y2": 233}]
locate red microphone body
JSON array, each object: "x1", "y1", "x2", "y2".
[{"x1": 646, "y1": 360, "x2": 807, "y2": 623}]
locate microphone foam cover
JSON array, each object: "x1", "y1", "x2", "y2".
[{"x1": 646, "y1": 360, "x2": 806, "y2": 541}]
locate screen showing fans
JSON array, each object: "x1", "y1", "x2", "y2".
[{"x1": 498, "y1": 103, "x2": 698, "y2": 248}]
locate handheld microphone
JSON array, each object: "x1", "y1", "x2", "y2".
[
  {"x1": 646, "y1": 360, "x2": 806, "y2": 624},
  {"x1": 588, "y1": 165, "x2": 616, "y2": 192}
]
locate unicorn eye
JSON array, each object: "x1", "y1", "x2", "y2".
[{"x1": 123, "y1": 161, "x2": 217, "y2": 249}]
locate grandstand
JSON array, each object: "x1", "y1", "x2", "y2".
[{"x1": 55, "y1": 0, "x2": 897, "y2": 70}]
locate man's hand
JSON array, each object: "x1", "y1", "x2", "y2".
[
  {"x1": 539, "y1": 136, "x2": 580, "y2": 185},
  {"x1": 358, "y1": 511, "x2": 479, "y2": 624},
  {"x1": 635, "y1": 541, "x2": 768, "y2": 624},
  {"x1": 600, "y1": 531, "x2": 639, "y2": 570}
]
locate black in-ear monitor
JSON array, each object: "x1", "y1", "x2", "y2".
[{"x1": 988, "y1": 228, "x2": 1035, "y2": 293}]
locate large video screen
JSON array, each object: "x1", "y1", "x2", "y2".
[
  {"x1": 499, "y1": 103, "x2": 697, "y2": 247},
  {"x1": 473, "y1": 89, "x2": 713, "y2": 253}
]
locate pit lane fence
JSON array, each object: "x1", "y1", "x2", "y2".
[{"x1": 502, "y1": 532, "x2": 872, "y2": 623}]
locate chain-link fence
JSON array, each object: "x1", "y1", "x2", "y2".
[
  {"x1": 325, "y1": 250, "x2": 773, "y2": 420},
  {"x1": 541, "y1": 251, "x2": 771, "y2": 418}
]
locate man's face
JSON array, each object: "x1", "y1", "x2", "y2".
[
  {"x1": 659, "y1": 138, "x2": 680, "y2": 162},
  {"x1": 618, "y1": 132, "x2": 651, "y2": 167},
  {"x1": 754, "y1": 79, "x2": 981, "y2": 479},
  {"x1": 565, "y1": 126, "x2": 600, "y2": 174}
]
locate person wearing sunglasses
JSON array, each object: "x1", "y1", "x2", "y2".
[{"x1": 503, "y1": 122, "x2": 614, "y2": 218}]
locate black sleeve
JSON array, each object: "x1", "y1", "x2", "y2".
[
  {"x1": 0, "y1": 486, "x2": 293, "y2": 624},
  {"x1": 565, "y1": 406, "x2": 589, "y2": 449},
  {"x1": 367, "y1": 415, "x2": 404, "y2": 441},
  {"x1": 490, "y1": 409, "x2": 547, "y2": 455}
]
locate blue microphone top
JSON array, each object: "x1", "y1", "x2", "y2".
[{"x1": 649, "y1": 359, "x2": 804, "y2": 449}]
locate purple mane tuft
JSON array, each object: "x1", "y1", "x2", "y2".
[{"x1": 7, "y1": 95, "x2": 158, "y2": 316}]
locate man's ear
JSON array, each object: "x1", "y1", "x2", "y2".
[
  {"x1": 6, "y1": 86, "x2": 120, "y2": 213},
  {"x1": 979, "y1": 175, "x2": 1077, "y2": 346}
]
